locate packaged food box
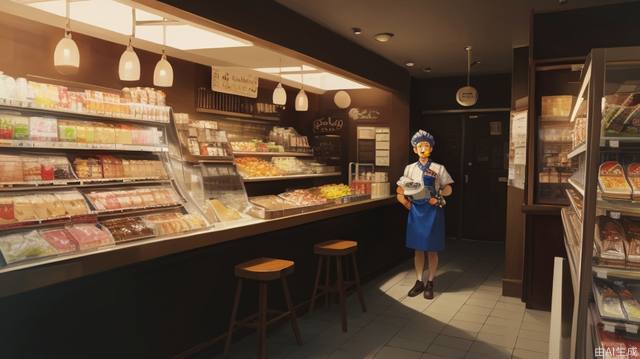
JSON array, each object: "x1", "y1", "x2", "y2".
[
  {"x1": 66, "y1": 223, "x2": 114, "y2": 250},
  {"x1": 595, "y1": 216, "x2": 627, "y2": 263},
  {"x1": 0, "y1": 197, "x2": 15, "y2": 224},
  {"x1": 40, "y1": 228, "x2": 78, "y2": 253},
  {"x1": 55, "y1": 191, "x2": 90, "y2": 217},
  {"x1": 207, "y1": 199, "x2": 241, "y2": 221},
  {"x1": 0, "y1": 154, "x2": 24, "y2": 183},
  {"x1": 29, "y1": 117, "x2": 58, "y2": 142},
  {"x1": 57, "y1": 120, "x2": 77, "y2": 142},
  {"x1": 13, "y1": 196, "x2": 37, "y2": 221},
  {"x1": 0, "y1": 231, "x2": 57, "y2": 265},
  {"x1": 249, "y1": 195, "x2": 302, "y2": 219},
  {"x1": 541, "y1": 95, "x2": 575, "y2": 118},
  {"x1": 593, "y1": 278, "x2": 626, "y2": 320},
  {"x1": 101, "y1": 216, "x2": 154, "y2": 242},
  {"x1": 11, "y1": 116, "x2": 29, "y2": 140},
  {"x1": 599, "y1": 161, "x2": 632, "y2": 200},
  {"x1": 627, "y1": 163, "x2": 640, "y2": 200},
  {"x1": 619, "y1": 286, "x2": 640, "y2": 322},
  {"x1": 22, "y1": 157, "x2": 42, "y2": 181}
]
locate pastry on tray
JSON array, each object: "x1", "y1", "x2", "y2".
[
  {"x1": 623, "y1": 218, "x2": 640, "y2": 266},
  {"x1": 207, "y1": 199, "x2": 242, "y2": 221},
  {"x1": 0, "y1": 231, "x2": 57, "y2": 265},
  {"x1": 599, "y1": 161, "x2": 632, "y2": 200},
  {"x1": 593, "y1": 278, "x2": 626, "y2": 320},
  {"x1": 627, "y1": 163, "x2": 640, "y2": 200}
]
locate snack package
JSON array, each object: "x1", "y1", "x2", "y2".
[
  {"x1": 40, "y1": 228, "x2": 78, "y2": 253},
  {"x1": 627, "y1": 163, "x2": 640, "y2": 200},
  {"x1": 29, "y1": 117, "x2": 58, "y2": 142},
  {"x1": 66, "y1": 223, "x2": 114, "y2": 250},
  {"x1": 101, "y1": 217, "x2": 154, "y2": 242},
  {"x1": 619, "y1": 286, "x2": 640, "y2": 322},
  {"x1": 596, "y1": 216, "x2": 627, "y2": 262},
  {"x1": 55, "y1": 191, "x2": 90, "y2": 217},
  {"x1": 0, "y1": 154, "x2": 24, "y2": 183},
  {"x1": 207, "y1": 199, "x2": 241, "y2": 221},
  {"x1": 22, "y1": 157, "x2": 41, "y2": 182},
  {"x1": 599, "y1": 161, "x2": 632, "y2": 200},
  {"x1": 57, "y1": 120, "x2": 77, "y2": 143},
  {"x1": 0, "y1": 231, "x2": 57, "y2": 264},
  {"x1": 0, "y1": 197, "x2": 15, "y2": 224},
  {"x1": 13, "y1": 196, "x2": 37, "y2": 222},
  {"x1": 624, "y1": 218, "x2": 640, "y2": 266},
  {"x1": 594, "y1": 279, "x2": 626, "y2": 319}
]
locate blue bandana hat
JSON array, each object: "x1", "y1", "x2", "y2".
[{"x1": 410, "y1": 129, "x2": 435, "y2": 148}]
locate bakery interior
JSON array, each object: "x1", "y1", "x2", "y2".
[{"x1": 1, "y1": 1, "x2": 640, "y2": 358}]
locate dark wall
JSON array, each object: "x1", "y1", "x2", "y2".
[
  {"x1": 412, "y1": 74, "x2": 512, "y2": 112},
  {"x1": 159, "y1": 0, "x2": 411, "y2": 97},
  {"x1": 534, "y1": 1, "x2": 640, "y2": 60}
]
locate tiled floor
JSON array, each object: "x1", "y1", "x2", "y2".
[{"x1": 219, "y1": 239, "x2": 551, "y2": 359}]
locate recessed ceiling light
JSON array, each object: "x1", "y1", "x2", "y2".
[
  {"x1": 255, "y1": 65, "x2": 316, "y2": 74},
  {"x1": 280, "y1": 72, "x2": 369, "y2": 91},
  {"x1": 423, "y1": 67, "x2": 432, "y2": 73},
  {"x1": 374, "y1": 32, "x2": 394, "y2": 42},
  {"x1": 405, "y1": 61, "x2": 415, "y2": 67},
  {"x1": 352, "y1": 27, "x2": 362, "y2": 35}
]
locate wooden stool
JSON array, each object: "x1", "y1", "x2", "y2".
[
  {"x1": 309, "y1": 240, "x2": 366, "y2": 332},
  {"x1": 224, "y1": 257, "x2": 302, "y2": 358}
]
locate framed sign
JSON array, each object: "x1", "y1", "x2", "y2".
[{"x1": 211, "y1": 66, "x2": 258, "y2": 98}]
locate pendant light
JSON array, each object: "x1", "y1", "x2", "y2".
[
  {"x1": 119, "y1": 7, "x2": 140, "y2": 81},
  {"x1": 295, "y1": 65, "x2": 308, "y2": 112},
  {"x1": 54, "y1": 0, "x2": 80, "y2": 75},
  {"x1": 272, "y1": 58, "x2": 287, "y2": 105},
  {"x1": 153, "y1": 20, "x2": 173, "y2": 87}
]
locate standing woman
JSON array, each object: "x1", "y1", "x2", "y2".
[{"x1": 397, "y1": 130, "x2": 453, "y2": 299}]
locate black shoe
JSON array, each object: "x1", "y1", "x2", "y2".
[
  {"x1": 408, "y1": 280, "x2": 425, "y2": 297},
  {"x1": 424, "y1": 281, "x2": 434, "y2": 299}
]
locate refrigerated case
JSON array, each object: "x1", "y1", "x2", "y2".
[{"x1": 561, "y1": 46, "x2": 640, "y2": 359}]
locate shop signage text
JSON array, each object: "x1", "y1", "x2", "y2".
[
  {"x1": 313, "y1": 117, "x2": 344, "y2": 134},
  {"x1": 211, "y1": 66, "x2": 258, "y2": 98}
]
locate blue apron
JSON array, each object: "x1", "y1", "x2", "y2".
[{"x1": 405, "y1": 162, "x2": 445, "y2": 252}]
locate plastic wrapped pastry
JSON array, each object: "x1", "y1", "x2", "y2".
[
  {"x1": 39, "y1": 228, "x2": 78, "y2": 253},
  {"x1": 599, "y1": 161, "x2": 632, "y2": 200},
  {"x1": 619, "y1": 286, "x2": 640, "y2": 322},
  {"x1": 207, "y1": 199, "x2": 241, "y2": 221},
  {"x1": 627, "y1": 163, "x2": 640, "y2": 200},
  {"x1": 594, "y1": 279, "x2": 626, "y2": 320},
  {"x1": 596, "y1": 216, "x2": 627, "y2": 262},
  {"x1": 13, "y1": 196, "x2": 37, "y2": 222},
  {"x1": 66, "y1": 224, "x2": 114, "y2": 250},
  {"x1": 0, "y1": 231, "x2": 57, "y2": 265},
  {"x1": 55, "y1": 191, "x2": 90, "y2": 217},
  {"x1": 101, "y1": 217, "x2": 154, "y2": 242}
]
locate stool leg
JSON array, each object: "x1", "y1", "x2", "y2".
[
  {"x1": 224, "y1": 278, "x2": 243, "y2": 354},
  {"x1": 258, "y1": 282, "x2": 268, "y2": 359},
  {"x1": 282, "y1": 277, "x2": 303, "y2": 345},
  {"x1": 324, "y1": 256, "x2": 331, "y2": 308},
  {"x1": 309, "y1": 255, "x2": 323, "y2": 313},
  {"x1": 351, "y1": 252, "x2": 367, "y2": 313},
  {"x1": 336, "y1": 255, "x2": 347, "y2": 332}
]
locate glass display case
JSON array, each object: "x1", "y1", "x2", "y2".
[
  {"x1": 561, "y1": 46, "x2": 640, "y2": 359},
  {"x1": 0, "y1": 76, "x2": 208, "y2": 270},
  {"x1": 534, "y1": 68, "x2": 582, "y2": 205}
]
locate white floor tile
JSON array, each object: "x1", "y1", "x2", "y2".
[{"x1": 374, "y1": 346, "x2": 422, "y2": 359}]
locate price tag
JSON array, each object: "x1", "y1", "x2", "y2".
[
  {"x1": 604, "y1": 323, "x2": 615, "y2": 332},
  {"x1": 609, "y1": 140, "x2": 620, "y2": 148},
  {"x1": 625, "y1": 323, "x2": 638, "y2": 333},
  {"x1": 610, "y1": 211, "x2": 621, "y2": 219}
]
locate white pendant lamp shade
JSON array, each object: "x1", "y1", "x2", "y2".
[
  {"x1": 295, "y1": 89, "x2": 308, "y2": 111},
  {"x1": 272, "y1": 83, "x2": 287, "y2": 105},
  {"x1": 54, "y1": 32, "x2": 80, "y2": 75},
  {"x1": 153, "y1": 54, "x2": 173, "y2": 87},
  {"x1": 118, "y1": 44, "x2": 140, "y2": 81},
  {"x1": 334, "y1": 90, "x2": 351, "y2": 109}
]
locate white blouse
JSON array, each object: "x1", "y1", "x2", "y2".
[{"x1": 403, "y1": 161, "x2": 454, "y2": 193}]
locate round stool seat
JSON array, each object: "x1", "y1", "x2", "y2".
[
  {"x1": 235, "y1": 257, "x2": 295, "y2": 281},
  {"x1": 314, "y1": 240, "x2": 357, "y2": 256}
]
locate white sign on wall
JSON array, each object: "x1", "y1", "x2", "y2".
[{"x1": 211, "y1": 66, "x2": 259, "y2": 98}]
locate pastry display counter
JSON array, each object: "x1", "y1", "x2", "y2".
[{"x1": 0, "y1": 195, "x2": 395, "y2": 298}]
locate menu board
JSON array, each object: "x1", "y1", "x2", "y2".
[{"x1": 211, "y1": 66, "x2": 258, "y2": 98}]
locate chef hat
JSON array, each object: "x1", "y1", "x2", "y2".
[{"x1": 411, "y1": 129, "x2": 435, "y2": 147}]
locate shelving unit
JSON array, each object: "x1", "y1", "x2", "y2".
[
  {"x1": 0, "y1": 103, "x2": 170, "y2": 125},
  {"x1": 233, "y1": 151, "x2": 313, "y2": 157},
  {"x1": 196, "y1": 108, "x2": 279, "y2": 123},
  {"x1": 560, "y1": 46, "x2": 640, "y2": 359}
]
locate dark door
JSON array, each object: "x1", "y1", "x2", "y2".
[
  {"x1": 415, "y1": 114, "x2": 463, "y2": 239},
  {"x1": 462, "y1": 113, "x2": 509, "y2": 241}
]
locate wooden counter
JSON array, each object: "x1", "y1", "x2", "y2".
[{"x1": 0, "y1": 197, "x2": 396, "y2": 298}]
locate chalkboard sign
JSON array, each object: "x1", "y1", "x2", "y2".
[{"x1": 313, "y1": 116, "x2": 344, "y2": 134}]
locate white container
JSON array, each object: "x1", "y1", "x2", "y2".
[{"x1": 15, "y1": 77, "x2": 28, "y2": 102}]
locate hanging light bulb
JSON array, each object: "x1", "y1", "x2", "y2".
[
  {"x1": 54, "y1": 0, "x2": 80, "y2": 75},
  {"x1": 119, "y1": 7, "x2": 140, "y2": 81},
  {"x1": 272, "y1": 59, "x2": 286, "y2": 105},
  {"x1": 153, "y1": 20, "x2": 173, "y2": 87},
  {"x1": 295, "y1": 65, "x2": 308, "y2": 111}
]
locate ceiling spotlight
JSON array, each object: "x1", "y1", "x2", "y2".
[
  {"x1": 423, "y1": 67, "x2": 432, "y2": 73},
  {"x1": 405, "y1": 61, "x2": 415, "y2": 67},
  {"x1": 374, "y1": 32, "x2": 394, "y2": 42},
  {"x1": 352, "y1": 27, "x2": 362, "y2": 35}
]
